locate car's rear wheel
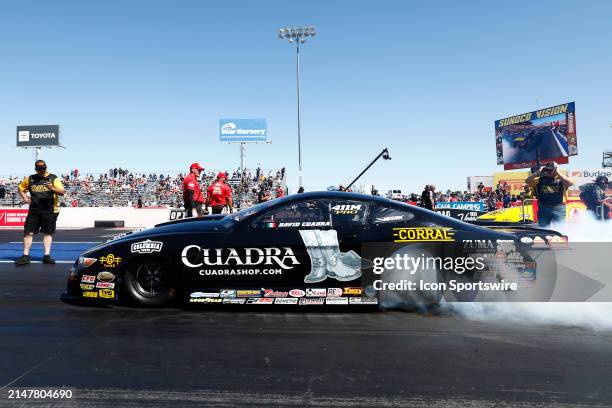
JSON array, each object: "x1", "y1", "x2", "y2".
[{"x1": 124, "y1": 257, "x2": 177, "y2": 307}]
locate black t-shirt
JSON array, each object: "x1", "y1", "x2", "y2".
[
  {"x1": 536, "y1": 176, "x2": 565, "y2": 206},
  {"x1": 28, "y1": 174, "x2": 58, "y2": 213}
]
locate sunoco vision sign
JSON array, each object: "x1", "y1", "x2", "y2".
[{"x1": 16, "y1": 125, "x2": 60, "y2": 147}]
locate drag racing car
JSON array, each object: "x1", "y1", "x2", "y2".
[{"x1": 62, "y1": 191, "x2": 568, "y2": 308}]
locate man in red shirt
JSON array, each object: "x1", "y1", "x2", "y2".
[
  {"x1": 207, "y1": 172, "x2": 233, "y2": 215},
  {"x1": 275, "y1": 186, "x2": 285, "y2": 198},
  {"x1": 182, "y1": 163, "x2": 205, "y2": 217}
]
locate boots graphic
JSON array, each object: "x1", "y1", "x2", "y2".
[{"x1": 299, "y1": 230, "x2": 328, "y2": 283}]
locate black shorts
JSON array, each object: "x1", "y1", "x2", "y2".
[
  {"x1": 24, "y1": 212, "x2": 59, "y2": 235},
  {"x1": 212, "y1": 205, "x2": 225, "y2": 215}
]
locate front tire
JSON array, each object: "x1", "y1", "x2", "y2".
[{"x1": 124, "y1": 257, "x2": 177, "y2": 307}]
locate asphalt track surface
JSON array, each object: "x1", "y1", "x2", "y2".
[
  {"x1": 1, "y1": 229, "x2": 612, "y2": 407},
  {"x1": 503, "y1": 126, "x2": 568, "y2": 164}
]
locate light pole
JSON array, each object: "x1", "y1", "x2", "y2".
[{"x1": 279, "y1": 25, "x2": 316, "y2": 190}]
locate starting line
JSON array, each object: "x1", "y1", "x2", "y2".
[{"x1": 0, "y1": 242, "x2": 100, "y2": 262}]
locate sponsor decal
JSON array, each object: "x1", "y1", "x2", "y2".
[
  {"x1": 326, "y1": 297, "x2": 349, "y2": 305},
  {"x1": 262, "y1": 289, "x2": 289, "y2": 297},
  {"x1": 220, "y1": 289, "x2": 237, "y2": 298},
  {"x1": 299, "y1": 298, "x2": 325, "y2": 305},
  {"x1": 343, "y1": 287, "x2": 363, "y2": 296},
  {"x1": 331, "y1": 204, "x2": 362, "y2": 215},
  {"x1": 181, "y1": 246, "x2": 300, "y2": 271},
  {"x1": 246, "y1": 298, "x2": 274, "y2": 304},
  {"x1": 98, "y1": 289, "x2": 114, "y2": 299},
  {"x1": 190, "y1": 297, "x2": 223, "y2": 303},
  {"x1": 82, "y1": 291, "x2": 98, "y2": 298},
  {"x1": 131, "y1": 240, "x2": 163, "y2": 254},
  {"x1": 99, "y1": 254, "x2": 122, "y2": 268},
  {"x1": 96, "y1": 282, "x2": 115, "y2": 289},
  {"x1": 237, "y1": 290, "x2": 261, "y2": 298},
  {"x1": 289, "y1": 289, "x2": 306, "y2": 297},
  {"x1": 375, "y1": 215, "x2": 404, "y2": 223},
  {"x1": 278, "y1": 221, "x2": 331, "y2": 228},
  {"x1": 81, "y1": 275, "x2": 96, "y2": 283},
  {"x1": 190, "y1": 292, "x2": 206, "y2": 298},
  {"x1": 349, "y1": 297, "x2": 378, "y2": 305},
  {"x1": 80, "y1": 284, "x2": 94, "y2": 290},
  {"x1": 306, "y1": 288, "x2": 326, "y2": 297},
  {"x1": 274, "y1": 298, "x2": 299, "y2": 305},
  {"x1": 223, "y1": 298, "x2": 247, "y2": 304},
  {"x1": 462, "y1": 240, "x2": 494, "y2": 251},
  {"x1": 327, "y1": 288, "x2": 343, "y2": 297},
  {"x1": 96, "y1": 271, "x2": 115, "y2": 282},
  {"x1": 393, "y1": 228, "x2": 455, "y2": 243}
]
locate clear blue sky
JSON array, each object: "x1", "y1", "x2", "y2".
[{"x1": 1, "y1": 0, "x2": 611, "y2": 193}]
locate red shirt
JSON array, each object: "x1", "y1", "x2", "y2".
[
  {"x1": 182, "y1": 173, "x2": 205, "y2": 203},
  {"x1": 207, "y1": 181, "x2": 232, "y2": 206}
]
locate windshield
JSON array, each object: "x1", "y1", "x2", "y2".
[{"x1": 224, "y1": 200, "x2": 278, "y2": 224}]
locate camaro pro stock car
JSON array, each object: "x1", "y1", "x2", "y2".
[{"x1": 62, "y1": 192, "x2": 568, "y2": 308}]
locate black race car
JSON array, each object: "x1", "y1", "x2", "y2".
[{"x1": 62, "y1": 191, "x2": 567, "y2": 308}]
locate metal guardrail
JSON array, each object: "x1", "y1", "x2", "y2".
[{"x1": 521, "y1": 199, "x2": 536, "y2": 223}]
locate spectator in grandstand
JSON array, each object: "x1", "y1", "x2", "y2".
[
  {"x1": 580, "y1": 175, "x2": 610, "y2": 221},
  {"x1": 182, "y1": 163, "x2": 205, "y2": 217},
  {"x1": 15, "y1": 160, "x2": 65, "y2": 266},
  {"x1": 502, "y1": 191, "x2": 511, "y2": 208},
  {"x1": 297, "y1": 187, "x2": 304, "y2": 193},
  {"x1": 525, "y1": 162, "x2": 574, "y2": 227},
  {"x1": 275, "y1": 186, "x2": 285, "y2": 199},
  {"x1": 421, "y1": 185, "x2": 435, "y2": 211},
  {"x1": 257, "y1": 187, "x2": 271, "y2": 204},
  {"x1": 207, "y1": 172, "x2": 233, "y2": 214}
]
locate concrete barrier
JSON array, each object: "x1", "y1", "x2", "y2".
[{"x1": 0, "y1": 207, "x2": 170, "y2": 229}]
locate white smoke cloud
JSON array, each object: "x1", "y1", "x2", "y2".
[{"x1": 445, "y1": 302, "x2": 612, "y2": 332}]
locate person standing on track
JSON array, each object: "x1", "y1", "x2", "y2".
[
  {"x1": 15, "y1": 160, "x2": 65, "y2": 266},
  {"x1": 207, "y1": 172, "x2": 233, "y2": 215},
  {"x1": 182, "y1": 163, "x2": 205, "y2": 218}
]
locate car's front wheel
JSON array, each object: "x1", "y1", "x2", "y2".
[{"x1": 124, "y1": 257, "x2": 177, "y2": 307}]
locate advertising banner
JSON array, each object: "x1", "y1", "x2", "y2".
[
  {"x1": 495, "y1": 102, "x2": 577, "y2": 170},
  {"x1": 567, "y1": 169, "x2": 612, "y2": 198},
  {"x1": 16, "y1": 125, "x2": 60, "y2": 147},
  {"x1": 219, "y1": 119, "x2": 267, "y2": 142},
  {"x1": 435, "y1": 201, "x2": 486, "y2": 212},
  {"x1": 0, "y1": 209, "x2": 28, "y2": 227}
]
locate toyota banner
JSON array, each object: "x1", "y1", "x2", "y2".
[{"x1": 16, "y1": 125, "x2": 60, "y2": 147}]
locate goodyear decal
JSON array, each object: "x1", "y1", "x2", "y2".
[{"x1": 393, "y1": 227, "x2": 455, "y2": 243}]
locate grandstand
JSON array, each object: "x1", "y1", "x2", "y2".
[{"x1": 0, "y1": 168, "x2": 286, "y2": 209}]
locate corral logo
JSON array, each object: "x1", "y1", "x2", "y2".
[
  {"x1": 462, "y1": 240, "x2": 494, "y2": 250},
  {"x1": 331, "y1": 204, "x2": 362, "y2": 215},
  {"x1": 343, "y1": 287, "x2": 362, "y2": 296},
  {"x1": 181, "y1": 246, "x2": 299, "y2": 269},
  {"x1": 299, "y1": 298, "x2": 325, "y2": 305},
  {"x1": 289, "y1": 289, "x2": 305, "y2": 298},
  {"x1": 131, "y1": 240, "x2": 163, "y2": 254},
  {"x1": 96, "y1": 282, "x2": 115, "y2": 289},
  {"x1": 99, "y1": 289, "x2": 114, "y2": 299},
  {"x1": 393, "y1": 228, "x2": 454, "y2": 243},
  {"x1": 99, "y1": 254, "x2": 121, "y2": 268},
  {"x1": 327, "y1": 288, "x2": 343, "y2": 297},
  {"x1": 326, "y1": 297, "x2": 348, "y2": 305},
  {"x1": 246, "y1": 298, "x2": 274, "y2": 304},
  {"x1": 262, "y1": 289, "x2": 289, "y2": 297},
  {"x1": 306, "y1": 288, "x2": 326, "y2": 297},
  {"x1": 81, "y1": 275, "x2": 96, "y2": 283},
  {"x1": 237, "y1": 290, "x2": 261, "y2": 298},
  {"x1": 274, "y1": 298, "x2": 299, "y2": 305}
]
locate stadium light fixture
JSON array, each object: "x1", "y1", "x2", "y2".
[{"x1": 278, "y1": 25, "x2": 317, "y2": 189}]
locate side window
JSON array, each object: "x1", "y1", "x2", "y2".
[
  {"x1": 329, "y1": 200, "x2": 369, "y2": 230},
  {"x1": 251, "y1": 200, "x2": 330, "y2": 229},
  {"x1": 368, "y1": 203, "x2": 415, "y2": 226}
]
